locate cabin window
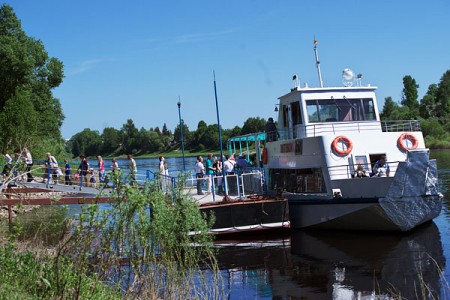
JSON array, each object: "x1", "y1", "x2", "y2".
[
  {"x1": 269, "y1": 168, "x2": 326, "y2": 193},
  {"x1": 306, "y1": 98, "x2": 376, "y2": 123}
]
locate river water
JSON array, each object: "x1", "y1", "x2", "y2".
[{"x1": 92, "y1": 150, "x2": 450, "y2": 299}]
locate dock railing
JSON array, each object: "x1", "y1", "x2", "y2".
[{"x1": 182, "y1": 167, "x2": 266, "y2": 201}]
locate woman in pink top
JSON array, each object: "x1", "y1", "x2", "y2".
[{"x1": 97, "y1": 155, "x2": 106, "y2": 183}]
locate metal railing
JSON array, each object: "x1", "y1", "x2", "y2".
[
  {"x1": 327, "y1": 161, "x2": 400, "y2": 179},
  {"x1": 276, "y1": 120, "x2": 421, "y2": 141},
  {"x1": 380, "y1": 120, "x2": 421, "y2": 132}
]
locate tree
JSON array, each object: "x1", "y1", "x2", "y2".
[
  {"x1": 174, "y1": 120, "x2": 191, "y2": 148},
  {"x1": 121, "y1": 119, "x2": 139, "y2": 154},
  {"x1": 241, "y1": 117, "x2": 266, "y2": 135},
  {"x1": 401, "y1": 75, "x2": 419, "y2": 119},
  {"x1": 0, "y1": 87, "x2": 38, "y2": 150},
  {"x1": 380, "y1": 97, "x2": 399, "y2": 120},
  {"x1": 101, "y1": 127, "x2": 122, "y2": 154},
  {"x1": 0, "y1": 4, "x2": 65, "y2": 152},
  {"x1": 70, "y1": 129, "x2": 102, "y2": 157},
  {"x1": 162, "y1": 123, "x2": 171, "y2": 137},
  {"x1": 435, "y1": 70, "x2": 450, "y2": 123},
  {"x1": 419, "y1": 84, "x2": 438, "y2": 119}
]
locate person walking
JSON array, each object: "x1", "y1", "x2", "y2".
[
  {"x1": 205, "y1": 153, "x2": 215, "y2": 193},
  {"x1": 194, "y1": 156, "x2": 205, "y2": 195},
  {"x1": 64, "y1": 159, "x2": 72, "y2": 185},
  {"x1": 97, "y1": 155, "x2": 105, "y2": 183},
  {"x1": 77, "y1": 155, "x2": 89, "y2": 186},
  {"x1": 23, "y1": 148, "x2": 34, "y2": 182},
  {"x1": 128, "y1": 154, "x2": 137, "y2": 185}
]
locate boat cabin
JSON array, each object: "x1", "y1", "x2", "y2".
[{"x1": 276, "y1": 86, "x2": 381, "y2": 140}]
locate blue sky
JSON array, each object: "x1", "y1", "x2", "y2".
[{"x1": 4, "y1": 0, "x2": 450, "y2": 138}]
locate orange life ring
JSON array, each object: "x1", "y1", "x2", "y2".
[
  {"x1": 397, "y1": 133, "x2": 418, "y2": 152},
  {"x1": 262, "y1": 148, "x2": 268, "y2": 165},
  {"x1": 332, "y1": 136, "x2": 353, "y2": 156}
]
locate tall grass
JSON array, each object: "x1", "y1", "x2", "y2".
[{"x1": 0, "y1": 172, "x2": 224, "y2": 299}]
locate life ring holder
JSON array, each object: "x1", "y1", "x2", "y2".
[
  {"x1": 397, "y1": 133, "x2": 418, "y2": 152},
  {"x1": 332, "y1": 136, "x2": 353, "y2": 156},
  {"x1": 262, "y1": 147, "x2": 268, "y2": 165}
]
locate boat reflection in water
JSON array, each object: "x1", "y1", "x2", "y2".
[{"x1": 213, "y1": 222, "x2": 445, "y2": 299}]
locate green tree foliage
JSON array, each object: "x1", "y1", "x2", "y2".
[
  {"x1": 121, "y1": 119, "x2": 139, "y2": 154},
  {"x1": 0, "y1": 5, "x2": 65, "y2": 153},
  {"x1": 174, "y1": 120, "x2": 191, "y2": 147},
  {"x1": 70, "y1": 128, "x2": 102, "y2": 157},
  {"x1": 381, "y1": 71, "x2": 450, "y2": 148},
  {"x1": 241, "y1": 117, "x2": 266, "y2": 135},
  {"x1": 101, "y1": 127, "x2": 122, "y2": 154},
  {"x1": 401, "y1": 75, "x2": 419, "y2": 118},
  {"x1": 162, "y1": 123, "x2": 171, "y2": 137},
  {"x1": 380, "y1": 97, "x2": 398, "y2": 120},
  {"x1": 435, "y1": 70, "x2": 450, "y2": 123},
  {"x1": 0, "y1": 88, "x2": 38, "y2": 149},
  {"x1": 419, "y1": 84, "x2": 438, "y2": 119}
]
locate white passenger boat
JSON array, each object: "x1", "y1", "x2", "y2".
[{"x1": 262, "y1": 41, "x2": 442, "y2": 231}]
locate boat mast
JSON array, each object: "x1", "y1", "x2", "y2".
[{"x1": 314, "y1": 39, "x2": 324, "y2": 88}]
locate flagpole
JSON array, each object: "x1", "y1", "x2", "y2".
[
  {"x1": 213, "y1": 71, "x2": 227, "y2": 196},
  {"x1": 177, "y1": 98, "x2": 186, "y2": 172}
]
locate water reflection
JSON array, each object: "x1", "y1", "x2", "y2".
[
  {"x1": 290, "y1": 222, "x2": 445, "y2": 298},
  {"x1": 214, "y1": 222, "x2": 445, "y2": 299}
]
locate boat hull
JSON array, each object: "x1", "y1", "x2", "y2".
[
  {"x1": 287, "y1": 149, "x2": 442, "y2": 231},
  {"x1": 289, "y1": 195, "x2": 442, "y2": 231}
]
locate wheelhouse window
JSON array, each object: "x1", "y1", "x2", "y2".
[
  {"x1": 269, "y1": 168, "x2": 326, "y2": 193},
  {"x1": 306, "y1": 98, "x2": 376, "y2": 123}
]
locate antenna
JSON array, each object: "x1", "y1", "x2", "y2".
[
  {"x1": 292, "y1": 74, "x2": 300, "y2": 89},
  {"x1": 313, "y1": 38, "x2": 324, "y2": 88}
]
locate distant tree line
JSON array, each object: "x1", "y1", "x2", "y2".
[
  {"x1": 66, "y1": 117, "x2": 267, "y2": 157},
  {"x1": 380, "y1": 72, "x2": 450, "y2": 148}
]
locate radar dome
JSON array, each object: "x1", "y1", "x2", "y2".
[{"x1": 342, "y1": 68, "x2": 354, "y2": 86}]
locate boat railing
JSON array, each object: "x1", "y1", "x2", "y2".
[
  {"x1": 327, "y1": 161, "x2": 400, "y2": 180},
  {"x1": 380, "y1": 120, "x2": 421, "y2": 132},
  {"x1": 277, "y1": 120, "x2": 421, "y2": 140},
  {"x1": 278, "y1": 121, "x2": 382, "y2": 140}
]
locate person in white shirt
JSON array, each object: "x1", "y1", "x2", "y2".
[
  {"x1": 194, "y1": 156, "x2": 205, "y2": 195},
  {"x1": 159, "y1": 156, "x2": 165, "y2": 174},
  {"x1": 23, "y1": 148, "x2": 34, "y2": 182},
  {"x1": 223, "y1": 154, "x2": 237, "y2": 194},
  {"x1": 128, "y1": 154, "x2": 137, "y2": 185}
]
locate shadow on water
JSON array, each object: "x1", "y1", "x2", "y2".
[{"x1": 213, "y1": 222, "x2": 446, "y2": 299}]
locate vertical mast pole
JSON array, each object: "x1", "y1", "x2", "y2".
[
  {"x1": 314, "y1": 39, "x2": 324, "y2": 88},
  {"x1": 177, "y1": 97, "x2": 186, "y2": 172},
  {"x1": 213, "y1": 71, "x2": 227, "y2": 196}
]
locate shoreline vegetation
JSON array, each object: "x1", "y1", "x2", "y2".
[{"x1": 1, "y1": 174, "x2": 224, "y2": 299}]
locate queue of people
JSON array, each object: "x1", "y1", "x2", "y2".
[
  {"x1": 0, "y1": 150, "x2": 128, "y2": 187},
  {"x1": 193, "y1": 152, "x2": 261, "y2": 196}
]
